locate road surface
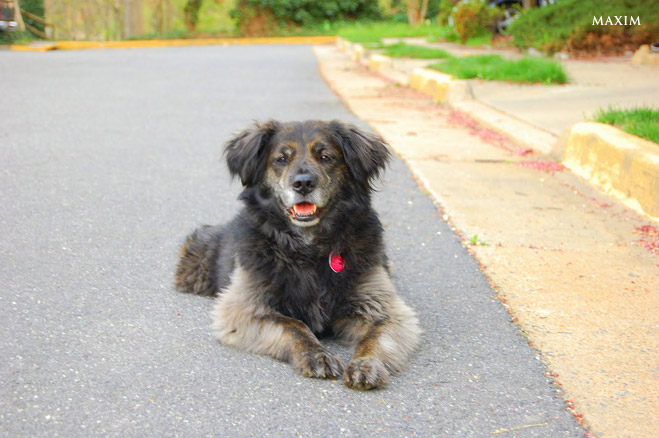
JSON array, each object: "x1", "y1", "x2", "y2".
[{"x1": 0, "y1": 45, "x2": 584, "y2": 437}]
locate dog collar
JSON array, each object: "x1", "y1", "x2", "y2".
[{"x1": 329, "y1": 252, "x2": 345, "y2": 273}]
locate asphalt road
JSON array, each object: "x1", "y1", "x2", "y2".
[{"x1": 1, "y1": 45, "x2": 584, "y2": 437}]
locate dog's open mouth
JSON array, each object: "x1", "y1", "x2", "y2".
[{"x1": 288, "y1": 202, "x2": 318, "y2": 222}]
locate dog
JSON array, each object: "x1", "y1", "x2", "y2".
[{"x1": 175, "y1": 120, "x2": 420, "y2": 390}]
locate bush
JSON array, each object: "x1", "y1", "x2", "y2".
[
  {"x1": 231, "y1": 0, "x2": 382, "y2": 36},
  {"x1": 451, "y1": 0, "x2": 497, "y2": 43},
  {"x1": 0, "y1": 29, "x2": 35, "y2": 45},
  {"x1": 19, "y1": 0, "x2": 45, "y2": 34},
  {"x1": 506, "y1": 0, "x2": 659, "y2": 55},
  {"x1": 437, "y1": 0, "x2": 459, "y2": 26}
]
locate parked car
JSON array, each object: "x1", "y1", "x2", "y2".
[{"x1": 0, "y1": 0, "x2": 18, "y2": 32}]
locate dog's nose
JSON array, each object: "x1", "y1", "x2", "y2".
[{"x1": 292, "y1": 173, "x2": 317, "y2": 195}]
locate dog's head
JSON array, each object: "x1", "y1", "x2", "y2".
[{"x1": 224, "y1": 120, "x2": 390, "y2": 227}]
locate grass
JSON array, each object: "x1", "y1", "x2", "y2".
[
  {"x1": 337, "y1": 22, "x2": 452, "y2": 43},
  {"x1": 592, "y1": 106, "x2": 659, "y2": 144},
  {"x1": 463, "y1": 33, "x2": 493, "y2": 47},
  {"x1": 0, "y1": 30, "x2": 36, "y2": 45},
  {"x1": 428, "y1": 54, "x2": 568, "y2": 84},
  {"x1": 382, "y1": 42, "x2": 451, "y2": 59}
]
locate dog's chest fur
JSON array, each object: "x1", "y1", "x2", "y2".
[{"x1": 236, "y1": 227, "x2": 357, "y2": 335}]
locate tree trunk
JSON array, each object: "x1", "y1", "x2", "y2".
[
  {"x1": 123, "y1": 0, "x2": 143, "y2": 39},
  {"x1": 406, "y1": 0, "x2": 429, "y2": 25},
  {"x1": 419, "y1": 0, "x2": 428, "y2": 23}
]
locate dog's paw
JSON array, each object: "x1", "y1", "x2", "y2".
[
  {"x1": 343, "y1": 357, "x2": 389, "y2": 390},
  {"x1": 293, "y1": 349, "x2": 344, "y2": 379}
]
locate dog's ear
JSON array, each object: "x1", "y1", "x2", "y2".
[
  {"x1": 330, "y1": 121, "x2": 391, "y2": 189},
  {"x1": 224, "y1": 120, "x2": 281, "y2": 186}
]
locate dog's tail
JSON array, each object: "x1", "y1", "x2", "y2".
[{"x1": 175, "y1": 225, "x2": 223, "y2": 296}]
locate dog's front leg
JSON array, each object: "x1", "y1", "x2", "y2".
[
  {"x1": 212, "y1": 267, "x2": 343, "y2": 379},
  {"x1": 335, "y1": 267, "x2": 421, "y2": 390}
]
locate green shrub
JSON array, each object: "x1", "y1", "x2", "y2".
[
  {"x1": 19, "y1": 0, "x2": 45, "y2": 34},
  {"x1": 437, "y1": 0, "x2": 459, "y2": 26},
  {"x1": 506, "y1": 0, "x2": 659, "y2": 55},
  {"x1": 451, "y1": 0, "x2": 497, "y2": 43},
  {"x1": 231, "y1": 0, "x2": 382, "y2": 35},
  {"x1": 0, "y1": 29, "x2": 35, "y2": 45}
]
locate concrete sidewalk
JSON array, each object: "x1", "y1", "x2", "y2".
[
  {"x1": 360, "y1": 37, "x2": 659, "y2": 136},
  {"x1": 374, "y1": 38, "x2": 659, "y2": 136},
  {"x1": 315, "y1": 44, "x2": 659, "y2": 438},
  {"x1": 345, "y1": 38, "x2": 659, "y2": 222},
  {"x1": 471, "y1": 58, "x2": 659, "y2": 136}
]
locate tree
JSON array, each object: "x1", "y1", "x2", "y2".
[
  {"x1": 184, "y1": 0, "x2": 203, "y2": 31},
  {"x1": 406, "y1": 0, "x2": 428, "y2": 25}
]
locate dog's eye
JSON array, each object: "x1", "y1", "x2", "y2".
[
  {"x1": 320, "y1": 153, "x2": 333, "y2": 163},
  {"x1": 275, "y1": 156, "x2": 287, "y2": 165}
]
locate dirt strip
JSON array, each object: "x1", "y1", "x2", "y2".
[{"x1": 313, "y1": 45, "x2": 659, "y2": 438}]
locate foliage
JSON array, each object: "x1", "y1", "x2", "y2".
[
  {"x1": 451, "y1": 0, "x2": 498, "y2": 43},
  {"x1": 506, "y1": 0, "x2": 659, "y2": 54},
  {"x1": 428, "y1": 54, "x2": 568, "y2": 84},
  {"x1": 19, "y1": 0, "x2": 45, "y2": 34},
  {"x1": 183, "y1": 0, "x2": 203, "y2": 31},
  {"x1": 0, "y1": 29, "x2": 35, "y2": 45},
  {"x1": 593, "y1": 106, "x2": 659, "y2": 144},
  {"x1": 231, "y1": 0, "x2": 382, "y2": 35},
  {"x1": 437, "y1": 0, "x2": 459, "y2": 26},
  {"x1": 382, "y1": 42, "x2": 451, "y2": 58}
]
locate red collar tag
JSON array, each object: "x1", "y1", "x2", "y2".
[{"x1": 329, "y1": 252, "x2": 345, "y2": 273}]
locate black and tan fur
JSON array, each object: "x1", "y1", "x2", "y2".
[{"x1": 175, "y1": 120, "x2": 420, "y2": 390}]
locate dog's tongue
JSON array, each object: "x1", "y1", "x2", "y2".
[{"x1": 294, "y1": 203, "x2": 316, "y2": 215}]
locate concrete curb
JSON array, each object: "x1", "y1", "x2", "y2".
[
  {"x1": 408, "y1": 67, "x2": 473, "y2": 104},
  {"x1": 453, "y1": 100, "x2": 558, "y2": 155},
  {"x1": 11, "y1": 36, "x2": 337, "y2": 52},
  {"x1": 408, "y1": 67, "x2": 453, "y2": 102},
  {"x1": 561, "y1": 122, "x2": 659, "y2": 220},
  {"x1": 368, "y1": 53, "x2": 391, "y2": 72},
  {"x1": 9, "y1": 43, "x2": 57, "y2": 52}
]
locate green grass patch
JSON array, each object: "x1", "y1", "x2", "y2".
[
  {"x1": 593, "y1": 106, "x2": 659, "y2": 144},
  {"x1": 463, "y1": 33, "x2": 493, "y2": 47},
  {"x1": 382, "y1": 42, "x2": 451, "y2": 59},
  {"x1": 0, "y1": 30, "x2": 36, "y2": 45},
  {"x1": 428, "y1": 54, "x2": 567, "y2": 84},
  {"x1": 337, "y1": 22, "x2": 452, "y2": 43}
]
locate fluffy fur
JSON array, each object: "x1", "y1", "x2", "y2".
[{"x1": 175, "y1": 120, "x2": 420, "y2": 389}]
